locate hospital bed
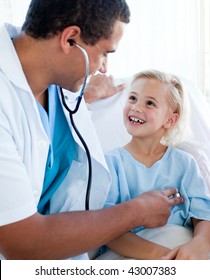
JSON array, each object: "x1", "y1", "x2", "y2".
[{"x1": 89, "y1": 76, "x2": 210, "y2": 259}]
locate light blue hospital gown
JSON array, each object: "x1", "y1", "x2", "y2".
[{"x1": 104, "y1": 146, "x2": 210, "y2": 232}]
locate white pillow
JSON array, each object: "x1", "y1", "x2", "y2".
[{"x1": 90, "y1": 77, "x2": 132, "y2": 153}]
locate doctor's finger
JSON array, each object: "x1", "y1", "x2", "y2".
[
  {"x1": 160, "y1": 188, "x2": 180, "y2": 197},
  {"x1": 169, "y1": 196, "x2": 183, "y2": 207},
  {"x1": 107, "y1": 82, "x2": 126, "y2": 97}
]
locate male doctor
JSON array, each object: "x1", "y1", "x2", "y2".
[{"x1": 0, "y1": 0, "x2": 182, "y2": 259}]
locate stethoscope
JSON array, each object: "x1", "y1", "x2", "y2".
[{"x1": 60, "y1": 39, "x2": 92, "y2": 211}]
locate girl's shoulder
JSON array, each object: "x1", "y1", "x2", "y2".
[
  {"x1": 105, "y1": 147, "x2": 130, "y2": 160},
  {"x1": 170, "y1": 145, "x2": 198, "y2": 165}
]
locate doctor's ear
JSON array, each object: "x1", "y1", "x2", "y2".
[
  {"x1": 60, "y1": 26, "x2": 81, "y2": 52},
  {"x1": 163, "y1": 113, "x2": 179, "y2": 129}
]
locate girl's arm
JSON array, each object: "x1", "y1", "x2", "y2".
[
  {"x1": 162, "y1": 219, "x2": 210, "y2": 260},
  {"x1": 107, "y1": 231, "x2": 171, "y2": 260}
]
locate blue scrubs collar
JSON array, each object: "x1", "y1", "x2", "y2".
[{"x1": 37, "y1": 85, "x2": 76, "y2": 214}]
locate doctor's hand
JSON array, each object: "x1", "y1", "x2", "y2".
[
  {"x1": 131, "y1": 188, "x2": 183, "y2": 229},
  {"x1": 84, "y1": 74, "x2": 126, "y2": 104}
]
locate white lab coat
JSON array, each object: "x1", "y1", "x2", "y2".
[{"x1": 0, "y1": 23, "x2": 111, "y2": 259}]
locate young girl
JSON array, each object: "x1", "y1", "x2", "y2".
[{"x1": 102, "y1": 70, "x2": 210, "y2": 260}]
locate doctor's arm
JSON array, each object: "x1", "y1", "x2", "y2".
[{"x1": 0, "y1": 189, "x2": 182, "y2": 260}]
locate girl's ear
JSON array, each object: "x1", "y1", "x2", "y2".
[{"x1": 163, "y1": 113, "x2": 179, "y2": 129}]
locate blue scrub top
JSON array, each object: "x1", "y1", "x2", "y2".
[{"x1": 37, "y1": 85, "x2": 76, "y2": 214}]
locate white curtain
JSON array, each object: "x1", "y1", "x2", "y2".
[
  {"x1": 0, "y1": 0, "x2": 30, "y2": 26},
  {"x1": 198, "y1": 0, "x2": 210, "y2": 98},
  {"x1": 108, "y1": 0, "x2": 200, "y2": 85}
]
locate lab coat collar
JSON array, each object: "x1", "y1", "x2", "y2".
[{"x1": 0, "y1": 23, "x2": 31, "y2": 93}]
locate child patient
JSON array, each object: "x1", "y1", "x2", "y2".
[{"x1": 103, "y1": 70, "x2": 210, "y2": 260}]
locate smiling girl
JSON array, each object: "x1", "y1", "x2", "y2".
[{"x1": 102, "y1": 70, "x2": 210, "y2": 260}]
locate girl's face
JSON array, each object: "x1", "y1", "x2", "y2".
[{"x1": 123, "y1": 78, "x2": 177, "y2": 139}]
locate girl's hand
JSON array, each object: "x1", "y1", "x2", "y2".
[{"x1": 162, "y1": 237, "x2": 210, "y2": 260}]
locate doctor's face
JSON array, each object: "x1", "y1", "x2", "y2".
[
  {"x1": 69, "y1": 20, "x2": 126, "y2": 92},
  {"x1": 86, "y1": 20, "x2": 126, "y2": 74}
]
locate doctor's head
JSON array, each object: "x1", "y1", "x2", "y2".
[
  {"x1": 123, "y1": 69, "x2": 188, "y2": 146},
  {"x1": 22, "y1": 0, "x2": 130, "y2": 43},
  {"x1": 21, "y1": 0, "x2": 130, "y2": 92}
]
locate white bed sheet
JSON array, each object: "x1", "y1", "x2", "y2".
[{"x1": 96, "y1": 225, "x2": 193, "y2": 260}]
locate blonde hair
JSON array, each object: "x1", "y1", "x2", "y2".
[{"x1": 131, "y1": 69, "x2": 190, "y2": 146}]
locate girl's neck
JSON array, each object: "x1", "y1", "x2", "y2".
[{"x1": 124, "y1": 138, "x2": 168, "y2": 168}]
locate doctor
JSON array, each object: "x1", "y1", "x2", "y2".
[{"x1": 0, "y1": 0, "x2": 182, "y2": 260}]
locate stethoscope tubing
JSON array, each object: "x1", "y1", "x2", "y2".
[
  {"x1": 60, "y1": 42, "x2": 92, "y2": 210},
  {"x1": 60, "y1": 87, "x2": 92, "y2": 211}
]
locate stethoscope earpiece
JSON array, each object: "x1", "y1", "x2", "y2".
[{"x1": 68, "y1": 39, "x2": 75, "y2": 46}]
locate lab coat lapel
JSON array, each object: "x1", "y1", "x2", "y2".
[
  {"x1": 57, "y1": 88, "x2": 111, "y2": 210},
  {"x1": 58, "y1": 87, "x2": 108, "y2": 169}
]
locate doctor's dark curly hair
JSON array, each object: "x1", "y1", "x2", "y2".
[{"x1": 22, "y1": 0, "x2": 130, "y2": 45}]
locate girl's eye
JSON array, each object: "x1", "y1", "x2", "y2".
[
  {"x1": 146, "y1": 100, "x2": 156, "y2": 107},
  {"x1": 128, "y1": 95, "x2": 136, "y2": 101}
]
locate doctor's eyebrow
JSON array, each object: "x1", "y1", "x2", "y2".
[
  {"x1": 108, "y1": 49, "x2": 116, "y2": 54},
  {"x1": 104, "y1": 49, "x2": 116, "y2": 57}
]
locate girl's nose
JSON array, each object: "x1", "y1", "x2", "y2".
[{"x1": 132, "y1": 103, "x2": 143, "y2": 113}]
